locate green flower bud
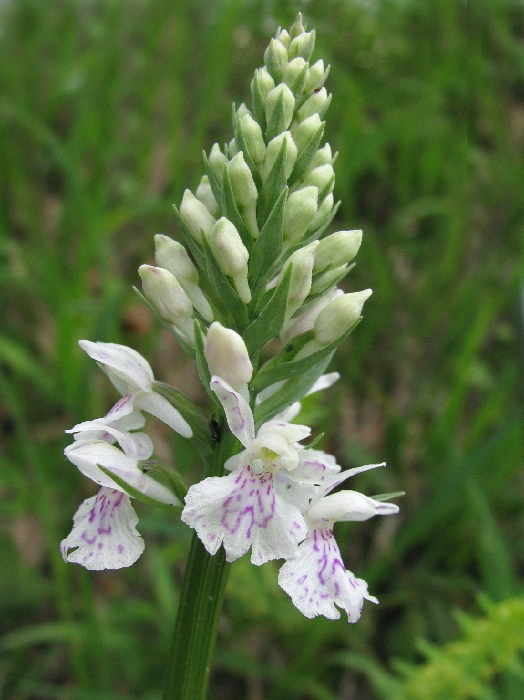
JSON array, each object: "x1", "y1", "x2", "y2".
[
  {"x1": 297, "y1": 87, "x2": 332, "y2": 122},
  {"x1": 310, "y1": 264, "x2": 348, "y2": 296},
  {"x1": 283, "y1": 186, "x2": 318, "y2": 242},
  {"x1": 310, "y1": 143, "x2": 334, "y2": 169},
  {"x1": 281, "y1": 287, "x2": 343, "y2": 344},
  {"x1": 265, "y1": 83, "x2": 295, "y2": 132},
  {"x1": 208, "y1": 143, "x2": 228, "y2": 182},
  {"x1": 292, "y1": 113, "x2": 323, "y2": 153},
  {"x1": 314, "y1": 230, "x2": 362, "y2": 271},
  {"x1": 264, "y1": 38, "x2": 288, "y2": 81},
  {"x1": 236, "y1": 103, "x2": 251, "y2": 120},
  {"x1": 209, "y1": 218, "x2": 251, "y2": 303},
  {"x1": 239, "y1": 113, "x2": 266, "y2": 163},
  {"x1": 304, "y1": 59, "x2": 327, "y2": 92},
  {"x1": 308, "y1": 192, "x2": 334, "y2": 232},
  {"x1": 289, "y1": 13, "x2": 306, "y2": 40},
  {"x1": 204, "y1": 321, "x2": 253, "y2": 390},
  {"x1": 228, "y1": 152, "x2": 258, "y2": 208},
  {"x1": 180, "y1": 189, "x2": 216, "y2": 244},
  {"x1": 251, "y1": 67, "x2": 275, "y2": 103},
  {"x1": 288, "y1": 30, "x2": 315, "y2": 62},
  {"x1": 314, "y1": 290, "x2": 372, "y2": 345},
  {"x1": 227, "y1": 138, "x2": 239, "y2": 158},
  {"x1": 262, "y1": 131, "x2": 298, "y2": 181},
  {"x1": 303, "y1": 163, "x2": 335, "y2": 196},
  {"x1": 275, "y1": 28, "x2": 291, "y2": 48},
  {"x1": 138, "y1": 265, "x2": 194, "y2": 342},
  {"x1": 195, "y1": 175, "x2": 220, "y2": 217},
  {"x1": 283, "y1": 57, "x2": 307, "y2": 88},
  {"x1": 154, "y1": 235, "x2": 214, "y2": 322},
  {"x1": 282, "y1": 241, "x2": 318, "y2": 321}
]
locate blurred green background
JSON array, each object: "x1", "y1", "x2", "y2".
[{"x1": 1, "y1": 0, "x2": 524, "y2": 698}]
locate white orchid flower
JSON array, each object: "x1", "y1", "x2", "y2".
[{"x1": 79, "y1": 340, "x2": 192, "y2": 438}]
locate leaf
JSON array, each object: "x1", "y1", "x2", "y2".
[
  {"x1": 139, "y1": 460, "x2": 189, "y2": 503},
  {"x1": 264, "y1": 90, "x2": 287, "y2": 142},
  {"x1": 257, "y1": 137, "x2": 289, "y2": 227},
  {"x1": 220, "y1": 167, "x2": 254, "y2": 252},
  {"x1": 243, "y1": 265, "x2": 292, "y2": 353},
  {"x1": 97, "y1": 465, "x2": 183, "y2": 517},
  {"x1": 248, "y1": 186, "x2": 288, "y2": 292},
  {"x1": 288, "y1": 63, "x2": 308, "y2": 102},
  {"x1": 289, "y1": 121, "x2": 325, "y2": 185},
  {"x1": 202, "y1": 150, "x2": 223, "y2": 206}
]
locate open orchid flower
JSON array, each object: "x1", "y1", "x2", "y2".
[
  {"x1": 181, "y1": 376, "x2": 325, "y2": 565},
  {"x1": 278, "y1": 465, "x2": 399, "y2": 621},
  {"x1": 79, "y1": 340, "x2": 192, "y2": 438},
  {"x1": 61, "y1": 422, "x2": 179, "y2": 570}
]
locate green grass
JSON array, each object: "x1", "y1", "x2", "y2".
[{"x1": 1, "y1": 0, "x2": 524, "y2": 698}]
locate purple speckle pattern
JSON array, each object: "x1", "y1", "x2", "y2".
[
  {"x1": 210, "y1": 377, "x2": 255, "y2": 447},
  {"x1": 182, "y1": 464, "x2": 307, "y2": 565},
  {"x1": 60, "y1": 487, "x2": 144, "y2": 570},
  {"x1": 278, "y1": 526, "x2": 377, "y2": 622}
]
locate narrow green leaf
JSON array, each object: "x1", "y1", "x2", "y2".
[
  {"x1": 248, "y1": 186, "x2": 288, "y2": 292},
  {"x1": 202, "y1": 150, "x2": 223, "y2": 206},
  {"x1": 288, "y1": 64, "x2": 308, "y2": 102},
  {"x1": 139, "y1": 460, "x2": 189, "y2": 503},
  {"x1": 243, "y1": 265, "x2": 292, "y2": 353},
  {"x1": 265, "y1": 90, "x2": 287, "y2": 142},
  {"x1": 220, "y1": 167, "x2": 254, "y2": 251},
  {"x1": 257, "y1": 138, "x2": 288, "y2": 227},
  {"x1": 97, "y1": 465, "x2": 183, "y2": 517}
]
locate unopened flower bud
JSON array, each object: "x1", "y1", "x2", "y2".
[
  {"x1": 228, "y1": 153, "x2": 258, "y2": 208},
  {"x1": 303, "y1": 163, "x2": 335, "y2": 195},
  {"x1": 239, "y1": 114, "x2": 266, "y2": 163},
  {"x1": 251, "y1": 67, "x2": 275, "y2": 103},
  {"x1": 275, "y1": 28, "x2": 291, "y2": 48},
  {"x1": 139, "y1": 265, "x2": 194, "y2": 342},
  {"x1": 280, "y1": 287, "x2": 343, "y2": 344},
  {"x1": 227, "y1": 138, "x2": 238, "y2": 158},
  {"x1": 289, "y1": 13, "x2": 306, "y2": 40},
  {"x1": 283, "y1": 57, "x2": 307, "y2": 89},
  {"x1": 265, "y1": 83, "x2": 295, "y2": 132},
  {"x1": 282, "y1": 241, "x2": 318, "y2": 321},
  {"x1": 297, "y1": 87, "x2": 331, "y2": 122},
  {"x1": 283, "y1": 186, "x2": 318, "y2": 242},
  {"x1": 208, "y1": 143, "x2": 228, "y2": 182},
  {"x1": 180, "y1": 189, "x2": 216, "y2": 244},
  {"x1": 204, "y1": 321, "x2": 253, "y2": 389},
  {"x1": 195, "y1": 175, "x2": 220, "y2": 217},
  {"x1": 314, "y1": 230, "x2": 362, "y2": 271},
  {"x1": 264, "y1": 38, "x2": 288, "y2": 81},
  {"x1": 308, "y1": 192, "x2": 334, "y2": 231},
  {"x1": 310, "y1": 264, "x2": 348, "y2": 296},
  {"x1": 293, "y1": 113, "x2": 323, "y2": 153},
  {"x1": 236, "y1": 103, "x2": 251, "y2": 120},
  {"x1": 288, "y1": 30, "x2": 315, "y2": 62},
  {"x1": 209, "y1": 218, "x2": 251, "y2": 303},
  {"x1": 304, "y1": 59, "x2": 327, "y2": 92},
  {"x1": 314, "y1": 290, "x2": 372, "y2": 345},
  {"x1": 310, "y1": 143, "x2": 334, "y2": 169},
  {"x1": 262, "y1": 131, "x2": 298, "y2": 181},
  {"x1": 154, "y1": 235, "x2": 214, "y2": 322}
]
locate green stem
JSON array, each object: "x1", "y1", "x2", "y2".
[{"x1": 163, "y1": 430, "x2": 237, "y2": 699}]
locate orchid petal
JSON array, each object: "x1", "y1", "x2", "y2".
[
  {"x1": 308, "y1": 490, "x2": 399, "y2": 523},
  {"x1": 258, "y1": 420, "x2": 311, "y2": 445},
  {"x1": 275, "y1": 401, "x2": 302, "y2": 422},
  {"x1": 318, "y1": 462, "x2": 386, "y2": 499},
  {"x1": 210, "y1": 376, "x2": 255, "y2": 447},
  {"x1": 306, "y1": 372, "x2": 340, "y2": 395},
  {"x1": 79, "y1": 340, "x2": 154, "y2": 392},
  {"x1": 67, "y1": 422, "x2": 153, "y2": 460},
  {"x1": 60, "y1": 488, "x2": 144, "y2": 570},
  {"x1": 288, "y1": 449, "x2": 341, "y2": 485},
  {"x1": 133, "y1": 391, "x2": 192, "y2": 438}
]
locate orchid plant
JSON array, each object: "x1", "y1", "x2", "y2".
[{"x1": 61, "y1": 14, "x2": 400, "y2": 699}]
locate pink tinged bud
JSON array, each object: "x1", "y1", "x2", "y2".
[
  {"x1": 314, "y1": 289, "x2": 372, "y2": 345},
  {"x1": 283, "y1": 241, "x2": 318, "y2": 321},
  {"x1": 297, "y1": 87, "x2": 331, "y2": 122},
  {"x1": 208, "y1": 143, "x2": 228, "y2": 182},
  {"x1": 180, "y1": 189, "x2": 216, "y2": 244},
  {"x1": 262, "y1": 131, "x2": 298, "y2": 181},
  {"x1": 138, "y1": 265, "x2": 195, "y2": 342},
  {"x1": 154, "y1": 235, "x2": 214, "y2": 322},
  {"x1": 293, "y1": 113, "x2": 323, "y2": 153},
  {"x1": 228, "y1": 153, "x2": 258, "y2": 208},
  {"x1": 264, "y1": 38, "x2": 288, "y2": 81},
  {"x1": 239, "y1": 114, "x2": 266, "y2": 163},
  {"x1": 265, "y1": 83, "x2": 295, "y2": 131},
  {"x1": 283, "y1": 186, "x2": 318, "y2": 241},
  {"x1": 204, "y1": 322, "x2": 253, "y2": 389},
  {"x1": 209, "y1": 218, "x2": 251, "y2": 303},
  {"x1": 195, "y1": 175, "x2": 220, "y2": 217},
  {"x1": 314, "y1": 230, "x2": 363, "y2": 271},
  {"x1": 308, "y1": 192, "x2": 334, "y2": 232}
]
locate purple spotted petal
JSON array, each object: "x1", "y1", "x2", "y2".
[
  {"x1": 79, "y1": 340, "x2": 154, "y2": 393},
  {"x1": 60, "y1": 487, "x2": 144, "y2": 570},
  {"x1": 289, "y1": 449, "x2": 341, "y2": 485},
  {"x1": 181, "y1": 465, "x2": 307, "y2": 565},
  {"x1": 210, "y1": 376, "x2": 255, "y2": 447},
  {"x1": 278, "y1": 527, "x2": 377, "y2": 621}
]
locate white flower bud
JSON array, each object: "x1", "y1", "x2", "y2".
[
  {"x1": 289, "y1": 13, "x2": 306, "y2": 39},
  {"x1": 308, "y1": 490, "x2": 398, "y2": 523},
  {"x1": 180, "y1": 189, "x2": 216, "y2": 244},
  {"x1": 305, "y1": 59, "x2": 326, "y2": 92},
  {"x1": 314, "y1": 290, "x2": 372, "y2": 345},
  {"x1": 265, "y1": 83, "x2": 295, "y2": 132},
  {"x1": 264, "y1": 38, "x2": 288, "y2": 81},
  {"x1": 292, "y1": 113, "x2": 323, "y2": 153},
  {"x1": 303, "y1": 163, "x2": 335, "y2": 195},
  {"x1": 314, "y1": 230, "x2": 363, "y2": 271},
  {"x1": 283, "y1": 57, "x2": 307, "y2": 88},
  {"x1": 297, "y1": 87, "x2": 331, "y2": 122},
  {"x1": 262, "y1": 131, "x2": 298, "y2": 181},
  {"x1": 251, "y1": 67, "x2": 275, "y2": 103},
  {"x1": 236, "y1": 103, "x2": 251, "y2": 120},
  {"x1": 204, "y1": 321, "x2": 253, "y2": 389},
  {"x1": 309, "y1": 264, "x2": 348, "y2": 296},
  {"x1": 227, "y1": 138, "x2": 238, "y2": 158},
  {"x1": 288, "y1": 30, "x2": 315, "y2": 62},
  {"x1": 310, "y1": 143, "x2": 334, "y2": 169},
  {"x1": 308, "y1": 192, "x2": 334, "y2": 231},
  {"x1": 275, "y1": 28, "x2": 291, "y2": 48},
  {"x1": 239, "y1": 114, "x2": 266, "y2": 163},
  {"x1": 195, "y1": 175, "x2": 220, "y2": 217},
  {"x1": 209, "y1": 218, "x2": 251, "y2": 303},
  {"x1": 138, "y1": 265, "x2": 194, "y2": 342},
  {"x1": 208, "y1": 143, "x2": 228, "y2": 182},
  {"x1": 154, "y1": 235, "x2": 214, "y2": 322},
  {"x1": 283, "y1": 186, "x2": 318, "y2": 242},
  {"x1": 282, "y1": 241, "x2": 318, "y2": 321},
  {"x1": 228, "y1": 152, "x2": 258, "y2": 208},
  {"x1": 280, "y1": 287, "x2": 343, "y2": 344}
]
